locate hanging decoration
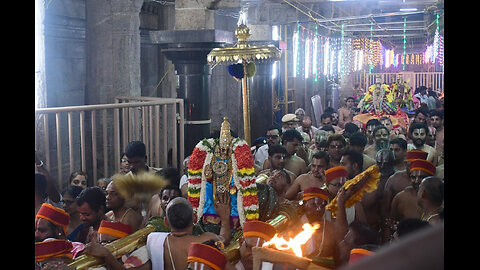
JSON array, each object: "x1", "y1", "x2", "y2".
[
  {"x1": 293, "y1": 24, "x2": 300, "y2": 78},
  {"x1": 288, "y1": 16, "x2": 443, "y2": 79},
  {"x1": 403, "y1": 17, "x2": 407, "y2": 71},
  {"x1": 369, "y1": 21, "x2": 374, "y2": 73}
]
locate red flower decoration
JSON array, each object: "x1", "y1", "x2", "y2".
[
  {"x1": 188, "y1": 148, "x2": 207, "y2": 171},
  {"x1": 242, "y1": 195, "x2": 258, "y2": 206},
  {"x1": 234, "y1": 144, "x2": 254, "y2": 169},
  {"x1": 240, "y1": 178, "x2": 256, "y2": 188},
  {"x1": 188, "y1": 177, "x2": 202, "y2": 185},
  {"x1": 188, "y1": 196, "x2": 200, "y2": 207}
]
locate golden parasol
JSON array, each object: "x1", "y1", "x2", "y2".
[{"x1": 207, "y1": 24, "x2": 281, "y2": 145}]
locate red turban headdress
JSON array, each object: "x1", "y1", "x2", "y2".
[
  {"x1": 409, "y1": 159, "x2": 436, "y2": 176},
  {"x1": 303, "y1": 187, "x2": 330, "y2": 202},
  {"x1": 406, "y1": 150, "x2": 428, "y2": 161},
  {"x1": 36, "y1": 203, "x2": 70, "y2": 234},
  {"x1": 97, "y1": 220, "x2": 133, "y2": 239},
  {"x1": 187, "y1": 243, "x2": 227, "y2": 270},
  {"x1": 242, "y1": 220, "x2": 277, "y2": 241},
  {"x1": 325, "y1": 166, "x2": 348, "y2": 183}
]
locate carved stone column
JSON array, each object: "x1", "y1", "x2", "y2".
[
  {"x1": 85, "y1": 0, "x2": 143, "y2": 104},
  {"x1": 149, "y1": 29, "x2": 234, "y2": 156}
]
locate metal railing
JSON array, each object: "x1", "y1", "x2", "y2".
[
  {"x1": 35, "y1": 97, "x2": 184, "y2": 190},
  {"x1": 352, "y1": 71, "x2": 444, "y2": 92}
]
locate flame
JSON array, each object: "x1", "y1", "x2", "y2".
[{"x1": 262, "y1": 223, "x2": 320, "y2": 257}]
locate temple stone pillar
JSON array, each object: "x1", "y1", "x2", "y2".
[
  {"x1": 85, "y1": 0, "x2": 143, "y2": 104},
  {"x1": 149, "y1": 29, "x2": 234, "y2": 157},
  {"x1": 146, "y1": 0, "x2": 239, "y2": 156}
]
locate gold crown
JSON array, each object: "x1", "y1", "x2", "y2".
[{"x1": 220, "y1": 117, "x2": 232, "y2": 149}]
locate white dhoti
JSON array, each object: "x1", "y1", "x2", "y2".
[{"x1": 147, "y1": 232, "x2": 170, "y2": 270}]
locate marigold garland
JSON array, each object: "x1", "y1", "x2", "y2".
[
  {"x1": 187, "y1": 137, "x2": 259, "y2": 227},
  {"x1": 326, "y1": 164, "x2": 380, "y2": 218}
]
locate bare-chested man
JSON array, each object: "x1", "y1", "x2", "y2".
[
  {"x1": 364, "y1": 125, "x2": 390, "y2": 160},
  {"x1": 340, "y1": 149, "x2": 364, "y2": 180},
  {"x1": 388, "y1": 159, "x2": 436, "y2": 233},
  {"x1": 266, "y1": 169, "x2": 291, "y2": 202},
  {"x1": 349, "y1": 132, "x2": 376, "y2": 172},
  {"x1": 285, "y1": 151, "x2": 330, "y2": 200},
  {"x1": 380, "y1": 149, "x2": 428, "y2": 242},
  {"x1": 365, "y1": 119, "x2": 382, "y2": 147},
  {"x1": 259, "y1": 144, "x2": 296, "y2": 183},
  {"x1": 324, "y1": 166, "x2": 367, "y2": 226},
  {"x1": 146, "y1": 196, "x2": 229, "y2": 270},
  {"x1": 389, "y1": 138, "x2": 407, "y2": 172},
  {"x1": 417, "y1": 176, "x2": 444, "y2": 225},
  {"x1": 338, "y1": 97, "x2": 355, "y2": 129},
  {"x1": 326, "y1": 134, "x2": 347, "y2": 168},
  {"x1": 407, "y1": 122, "x2": 437, "y2": 165},
  {"x1": 146, "y1": 185, "x2": 182, "y2": 230},
  {"x1": 360, "y1": 149, "x2": 395, "y2": 231},
  {"x1": 264, "y1": 129, "x2": 307, "y2": 177},
  {"x1": 429, "y1": 110, "x2": 444, "y2": 155},
  {"x1": 105, "y1": 180, "x2": 143, "y2": 232}
]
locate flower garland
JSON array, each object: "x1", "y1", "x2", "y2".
[
  {"x1": 231, "y1": 139, "x2": 259, "y2": 224},
  {"x1": 366, "y1": 84, "x2": 394, "y2": 103},
  {"x1": 187, "y1": 137, "x2": 259, "y2": 228},
  {"x1": 390, "y1": 82, "x2": 412, "y2": 100},
  {"x1": 326, "y1": 164, "x2": 380, "y2": 218}
]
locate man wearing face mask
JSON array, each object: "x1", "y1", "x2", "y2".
[{"x1": 407, "y1": 122, "x2": 438, "y2": 165}]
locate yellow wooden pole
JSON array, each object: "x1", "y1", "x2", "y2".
[{"x1": 242, "y1": 60, "x2": 251, "y2": 145}]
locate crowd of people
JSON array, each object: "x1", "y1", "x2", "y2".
[{"x1": 35, "y1": 84, "x2": 444, "y2": 269}]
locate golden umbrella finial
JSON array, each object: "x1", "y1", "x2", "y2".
[{"x1": 207, "y1": 24, "x2": 281, "y2": 145}]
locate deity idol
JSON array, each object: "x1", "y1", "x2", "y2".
[
  {"x1": 358, "y1": 76, "x2": 397, "y2": 115},
  {"x1": 187, "y1": 117, "x2": 260, "y2": 236},
  {"x1": 354, "y1": 75, "x2": 409, "y2": 129},
  {"x1": 390, "y1": 75, "x2": 415, "y2": 111}
]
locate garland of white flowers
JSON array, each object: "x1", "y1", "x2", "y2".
[
  {"x1": 194, "y1": 138, "x2": 214, "y2": 223},
  {"x1": 190, "y1": 137, "x2": 259, "y2": 228}
]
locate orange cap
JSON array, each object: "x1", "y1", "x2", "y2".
[
  {"x1": 35, "y1": 239, "x2": 73, "y2": 262},
  {"x1": 325, "y1": 166, "x2": 348, "y2": 183},
  {"x1": 187, "y1": 243, "x2": 227, "y2": 270},
  {"x1": 242, "y1": 220, "x2": 277, "y2": 241},
  {"x1": 97, "y1": 220, "x2": 132, "y2": 239},
  {"x1": 349, "y1": 248, "x2": 375, "y2": 265},
  {"x1": 409, "y1": 159, "x2": 436, "y2": 176},
  {"x1": 36, "y1": 203, "x2": 70, "y2": 234},
  {"x1": 406, "y1": 150, "x2": 428, "y2": 161},
  {"x1": 303, "y1": 187, "x2": 330, "y2": 202}
]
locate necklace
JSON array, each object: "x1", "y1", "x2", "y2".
[
  {"x1": 421, "y1": 206, "x2": 442, "y2": 221},
  {"x1": 211, "y1": 143, "x2": 234, "y2": 197},
  {"x1": 170, "y1": 232, "x2": 190, "y2": 237}
]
